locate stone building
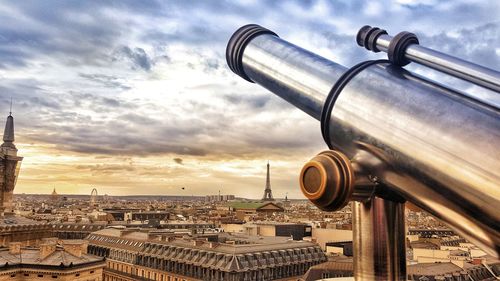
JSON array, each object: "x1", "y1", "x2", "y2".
[
  {"x1": 0, "y1": 113, "x2": 23, "y2": 215},
  {"x1": 228, "y1": 202, "x2": 284, "y2": 221},
  {"x1": 87, "y1": 228, "x2": 326, "y2": 281},
  {"x1": 52, "y1": 224, "x2": 107, "y2": 240},
  {"x1": 0, "y1": 239, "x2": 105, "y2": 280},
  {"x1": 222, "y1": 222, "x2": 312, "y2": 241},
  {"x1": 0, "y1": 219, "x2": 53, "y2": 247},
  {"x1": 301, "y1": 256, "x2": 353, "y2": 280},
  {"x1": 301, "y1": 258, "x2": 500, "y2": 281}
]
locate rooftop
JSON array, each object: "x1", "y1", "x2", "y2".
[
  {"x1": 0, "y1": 214, "x2": 46, "y2": 226},
  {"x1": 228, "y1": 202, "x2": 268, "y2": 209},
  {"x1": 407, "y1": 262, "x2": 462, "y2": 275},
  {"x1": 88, "y1": 228, "x2": 319, "y2": 255},
  {"x1": 0, "y1": 246, "x2": 104, "y2": 268},
  {"x1": 87, "y1": 228, "x2": 327, "y2": 272}
]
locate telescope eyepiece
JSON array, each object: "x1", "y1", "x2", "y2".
[
  {"x1": 300, "y1": 150, "x2": 355, "y2": 211},
  {"x1": 356, "y1": 25, "x2": 387, "y2": 53},
  {"x1": 357, "y1": 25, "x2": 420, "y2": 66},
  {"x1": 226, "y1": 24, "x2": 278, "y2": 82}
]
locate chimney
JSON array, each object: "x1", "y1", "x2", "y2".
[
  {"x1": 193, "y1": 239, "x2": 204, "y2": 247},
  {"x1": 41, "y1": 237, "x2": 58, "y2": 244},
  {"x1": 120, "y1": 228, "x2": 139, "y2": 237},
  {"x1": 40, "y1": 242, "x2": 57, "y2": 259},
  {"x1": 9, "y1": 242, "x2": 21, "y2": 255},
  {"x1": 147, "y1": 233, "x2": 161, "y2": 241},
  {"x1": 62, "y1": 240, "x2": 88, "y2": 258}
]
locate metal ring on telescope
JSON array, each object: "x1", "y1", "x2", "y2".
[
  {"x1": 226, "y1": 24, "x2": 278, "y2": 82},
  {"x1": 387, "y1": 31, "x2": 419, "y2": 66},
  {"x1": 320, "y1": 60, "x2": 390, "y2": 149},
  {"x1": 300, "y1": 150, "x2": 355, "y2": 211},
  {"x1": 356, "y1": 25, "x2": 387, "y2": 53},
  {"x1": 357, "y1": 25, "x2": 388, "y2": 52}
]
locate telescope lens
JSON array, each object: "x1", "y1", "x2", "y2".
[
  {"x1": 300, "y1": 151, "x2": 354, "y2": 211},
  {"x1": 303, "y1": 166, "x2": 322, "y2": 194}
]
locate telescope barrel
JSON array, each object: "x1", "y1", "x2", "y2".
[
  {"x1": 227, "y1": 25, "x2": 500, "y2": 257},
  {"x1": 226, "y1": 25, "x2": 347, "y2": 120},
  {"x1": 357, "y1": 26, "x2": 500, "y2": 93}
]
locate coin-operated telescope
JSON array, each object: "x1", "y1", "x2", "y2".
[{"x1": 226, "y1": 24, "x2": 500, "y2": 280}]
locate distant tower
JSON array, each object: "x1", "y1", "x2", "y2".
[
  {"x1": 0, "y1": 110, "x2": 23, "y2": 215},
  {"x1": 90, "y1": 188, "x2": 98, "y2": 205},
  {"x1": 284, "y1": 192, "x2": 290, "y2": 208},
  {"x1": 51, "y1": 188, "x2": 59, "y2": 202},
  {"x1": 262, "y1": 161, "x2": 274, "y2": 201}
]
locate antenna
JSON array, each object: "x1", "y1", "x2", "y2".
[{"x1": 9, "y1": 97, "x2": 12, "y2": 116}]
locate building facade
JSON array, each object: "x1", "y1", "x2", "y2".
[{"x1": 87, "y1": 228, "x2": 326, "y2": 281}]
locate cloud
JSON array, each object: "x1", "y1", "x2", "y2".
[
  {"x1": 113, "y1": 46, "x2": 153, "y2": 71},
  {"x1": 78, "y1": 73, "x2": 131, "y2": 91},
  {"x1": 0, "y1": 0, "x2": 497, "y2": 196}
]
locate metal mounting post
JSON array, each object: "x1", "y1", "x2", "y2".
[{"x1": 353, "y1": 197, "x2": 406, "y2": 280}]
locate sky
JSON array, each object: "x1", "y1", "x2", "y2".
[{"x1": 0, "y1": 0, "x2": 498, "y2": 198}]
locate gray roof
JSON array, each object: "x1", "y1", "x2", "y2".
[
  {"x1": 408, "y1": 262, "x2": 462, "y2": 275},
  {"x1": 89, "y1": 228, "x2": 318, "y2": 254},
  {"x1": 0, "y1": 215, "x2": 46, "y2": 226},
  {"x1": 87, "y1": 228, "x2": 326, "y2": 272},
  {"x1": 0, "y1": 247, "x2": 104, "y2": 267}
]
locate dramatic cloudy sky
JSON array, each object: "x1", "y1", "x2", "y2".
[{"x1": 0, "y1": 0, "x2": 498, "y2": 198}]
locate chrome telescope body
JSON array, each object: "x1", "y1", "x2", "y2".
[{"x1": 226, "y1": 24, "x2": 500, "y2": 280}]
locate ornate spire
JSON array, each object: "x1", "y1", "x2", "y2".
[{"x1": 2, "y1": 110, "x2": 15, "y2": 149}]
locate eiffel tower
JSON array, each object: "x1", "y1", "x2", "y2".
[{"x1": 262, "y1": 161, "x2": 274, "y2": 201}]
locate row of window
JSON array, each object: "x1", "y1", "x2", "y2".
[
  {"x1": 88, "y1": 235, "x2": 144, "y2": 247},
  {"x1": 106, "y1": 261, "x2": 186, "y2": 281},
  {"x1": 105, "y1": 257, "x2": 314, "y2": 281},
  {"x1": 8, "y1": 270, "x2": 96, "y2": 279}
]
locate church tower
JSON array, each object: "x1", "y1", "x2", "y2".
[
  {"x1": 0, "y1": 111, "x2": 23, "y2": 215},
  {"x1": 262, "y1": 161, "x2": 274, "y2": 201}
]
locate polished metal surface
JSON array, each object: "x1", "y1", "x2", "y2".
[
  {"x1": 242, "y1": 34, "x2": 347, "y2": 120},
  {"x1": 299, "y1": 150, "x2": 377, "y2": 211},
  {"x1": 353, "y1": 198, "x2": 406, "y2": 280},
  {"x1": 329, "y1": 62, "x2": 500, "y2": 257},
  {"x1": 228, "y1": 27, "x2": 500, "y2": 280},
  {"x1": 376, "y1": 34, "x2": 500, "y2": 93},
  {"x1": 299, "y1": 150, "x2": 355, "y2": 211}
]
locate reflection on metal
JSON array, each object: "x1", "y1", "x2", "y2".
[
  {"x1": 328, "y1": 63, "x2": 499, "y2": 257},
  {"x1": 227, "y1": 24, "x2": 500, "y2": 280},
  {"x1": 240, "y1": 33, "x2": 347, "y2": 120},
  {"x1": 299, "y1": 150, "x2": 376, "y2": 211},
  {"x1": 353, "y1": 198, "x2": 406, "y2": 280}
]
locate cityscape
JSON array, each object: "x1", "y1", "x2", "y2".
[
  {"x1": 0, "y1": 1, "x2": 499, "y2": 281},
  {"x1": 0, "y1": 113, "x2": 498, "y2": 280}
]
